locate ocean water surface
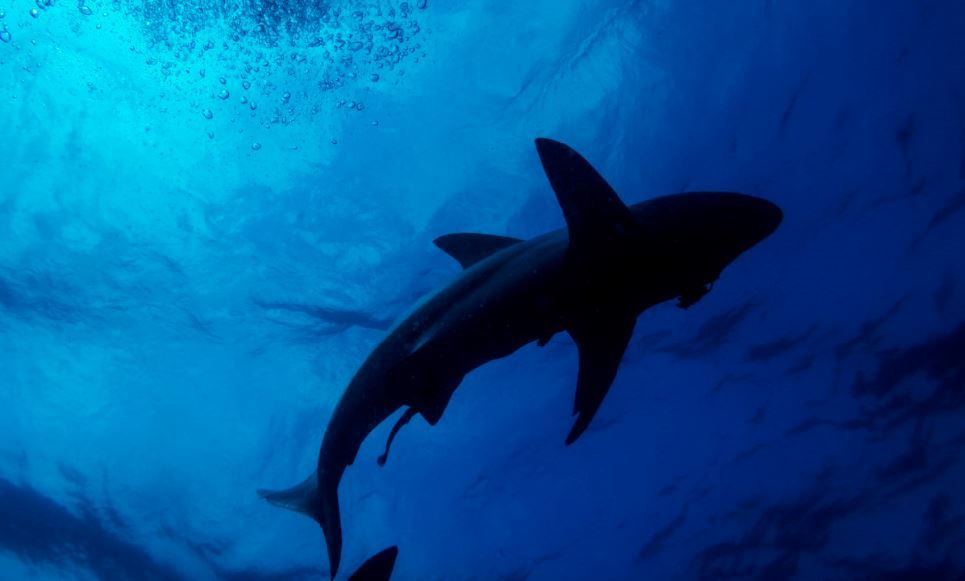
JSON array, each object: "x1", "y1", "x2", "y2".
[{"x1": 1, "y1": 0, "x2": 964, "y2": 579}]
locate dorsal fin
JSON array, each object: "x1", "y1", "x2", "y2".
[
  {"x1": 433, "y1": 233, "x2": 524, "y2": 269},
  {"x1": 348, "y1": 546, "x2": 399, "y2": 581},
  {"x1": 534, "y1": 138, "x2": 637, "y2": 251}
]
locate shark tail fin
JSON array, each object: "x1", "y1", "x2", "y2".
[
  {"x1": 258, "y1": 472, "x2": 343, "y2": 579},
  {"x1": 258, "y1": 472, "x2": 320, "y2": 516}
]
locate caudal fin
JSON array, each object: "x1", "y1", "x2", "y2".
[{"x1": 258, "y1": 472, "x2": 343, "y2": 578}]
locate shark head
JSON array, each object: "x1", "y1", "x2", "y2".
[
  {"x1": 532, "y1": 138, "x2": 782, "y2": 308},
  {"x1": 630, "y1": 191, "x2": 783, "y2": 296}
]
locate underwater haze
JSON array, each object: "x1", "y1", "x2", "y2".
[{"x1": 2, "y1": 0, "x2": 964, "y2": 579}]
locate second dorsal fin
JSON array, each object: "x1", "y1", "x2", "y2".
[{"x1": 433, "y1": 233, "x2": 524, "y2": 269}]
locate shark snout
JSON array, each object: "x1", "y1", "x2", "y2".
[
  {"x1": 667, "y1": 191, "x2": 783, "y2": 265},
  {"x1": 705, "y1": 192, "x2": 783, "y2": 246},
  {"x1": 745, "y1": 195, "x2": 783, "y2": 242}
]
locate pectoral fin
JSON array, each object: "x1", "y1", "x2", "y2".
[
  {"x1": 534, "y1": 138, "x2": 638, "y2": 253},
  {"x1": 566, "y1": 312, "x2": 636, "y2": 445}
]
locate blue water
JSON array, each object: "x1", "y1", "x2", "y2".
[{"x1": 2, "y1": 1, "x2": 964, "y2": 579}]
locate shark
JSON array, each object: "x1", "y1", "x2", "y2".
[
  {"x1": 348, "y1": 546, "x2": 398, "y2": 581},
  {"x1": 255, "y1": 299, "x2": 394, "y2": 334},
  {"x1": 259, "y1": 138, "x2": 783, "y2": 577}
]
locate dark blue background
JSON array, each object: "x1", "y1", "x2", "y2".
[{"x1": 1, "y1": 0, "x2": 963, "y2": 578}]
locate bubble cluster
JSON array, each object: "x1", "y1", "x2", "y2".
[
  {"x1": 132, "y1": 1, "x2": 428, "y2": 86},
  {"x1": 2, "y1": 1, "x2": 432, "y2": 147}
]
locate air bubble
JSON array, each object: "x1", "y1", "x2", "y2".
[
  {"x1": 30, "y1": 8, "x2": 39, "y2": 18},
  {"x1": 47, "y1": 0, "x2": 432, "y2": 129},
  {"x1": 251, "y1": 142, "x2": 262, "y2": 151}
]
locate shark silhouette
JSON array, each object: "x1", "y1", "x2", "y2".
[
  {"x1": 259, "y1": 138, "x2": 783, "y2": 577},
  {"x1": 348, "y1": 546, "x2": 398, "y2": 581}
]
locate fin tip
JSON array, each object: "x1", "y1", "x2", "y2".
[{"x1": 565, "y1": 419, "x2": 585, "y2": 446}]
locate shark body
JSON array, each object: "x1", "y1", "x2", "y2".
[{"x1": 260, "y1": 138, "x2": 783, "y2": 577}]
